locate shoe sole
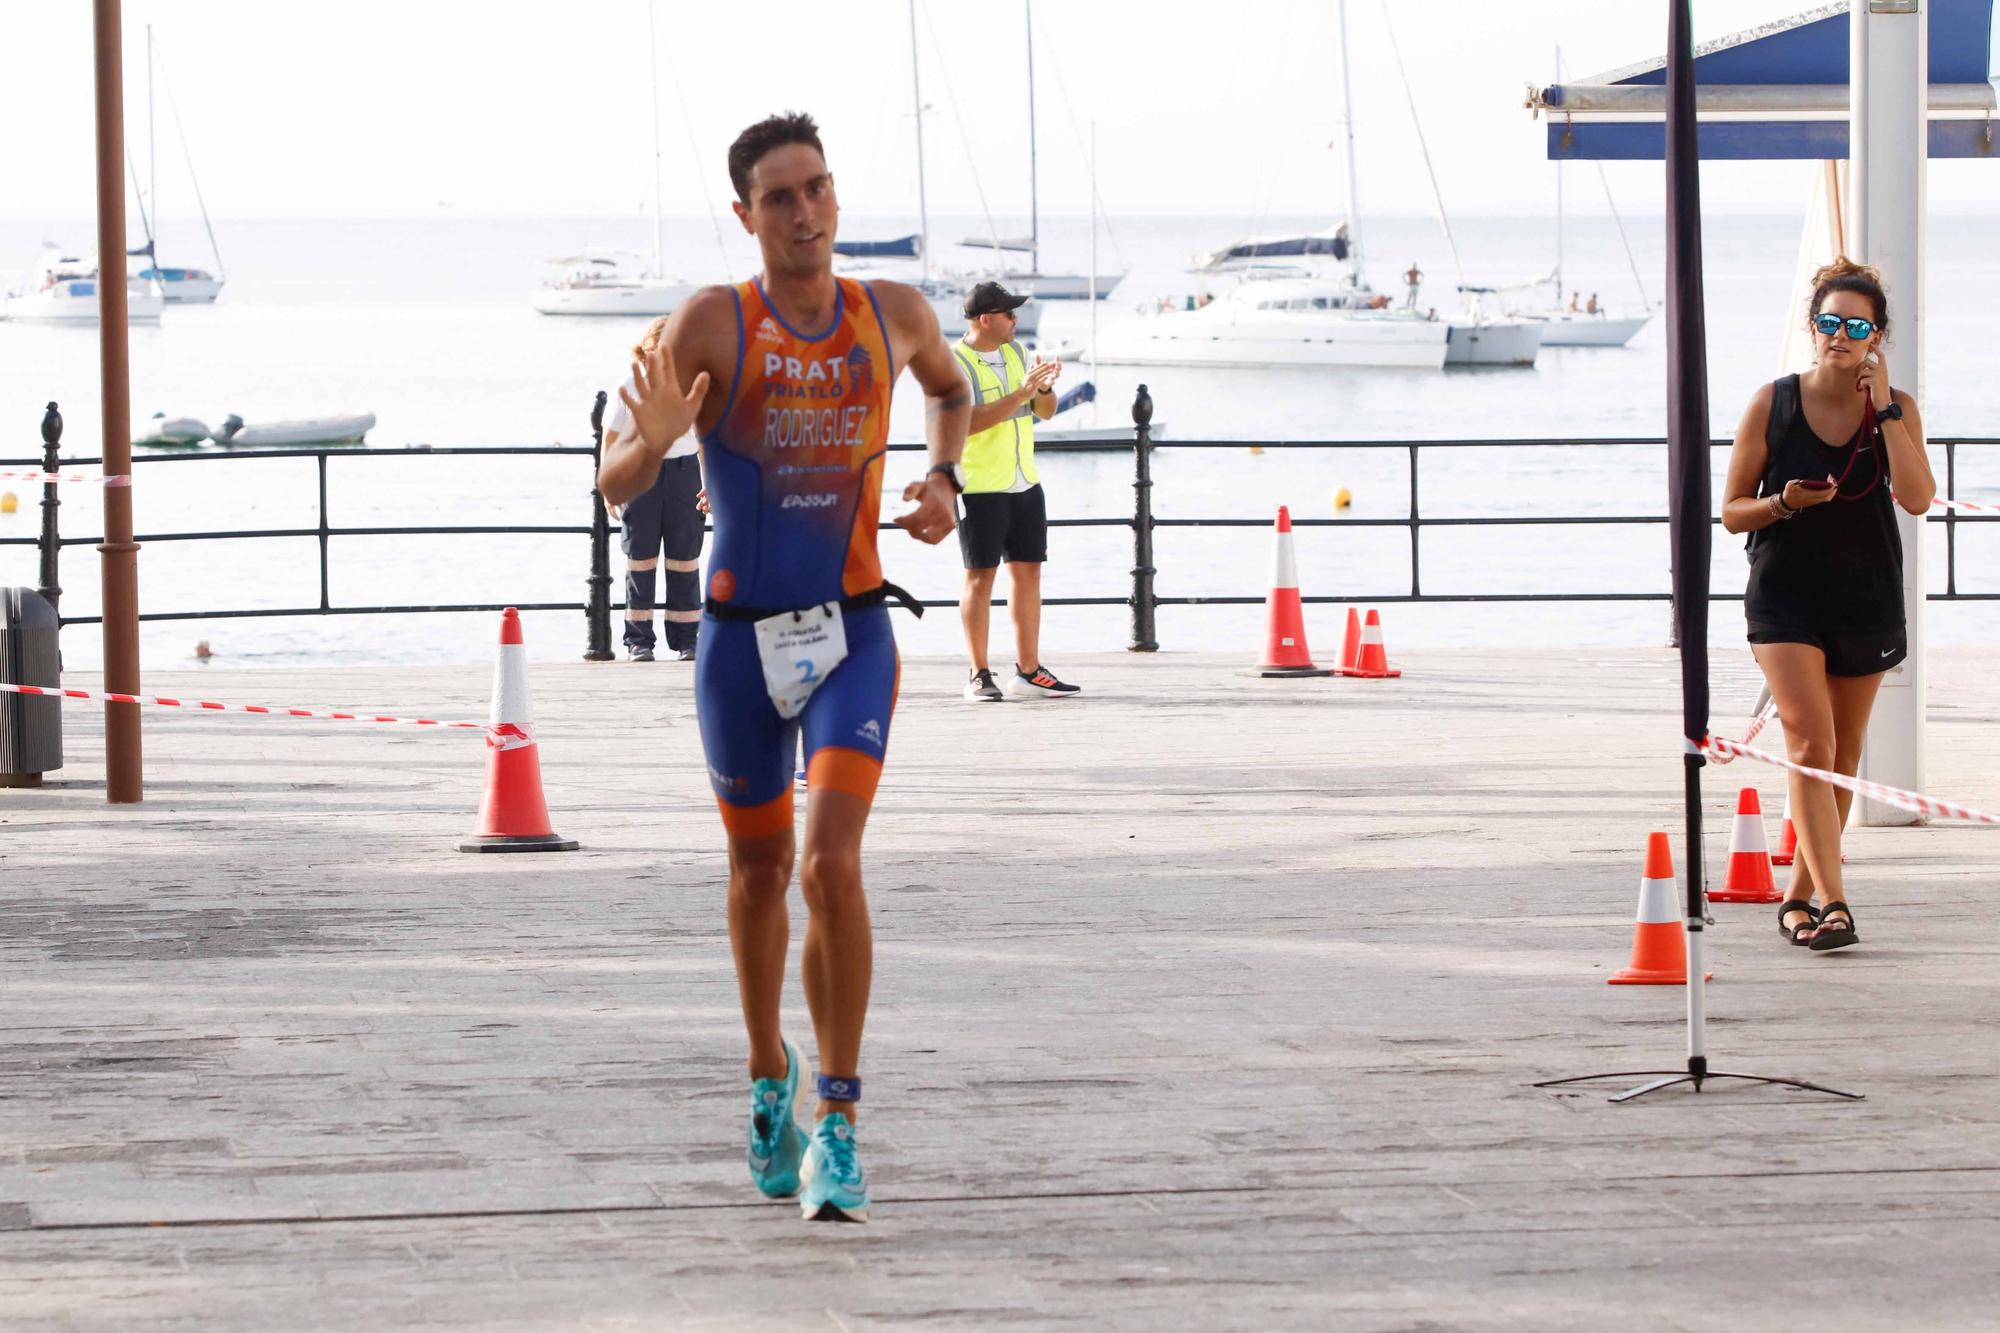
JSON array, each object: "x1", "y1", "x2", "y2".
[
  {"x1": 802, "y1": 1198, "x2": 869, "y2": 1223},
  {"x1": 963, "y1": 691, "x2": 1005, "y2": 702},
  {"x1": 1005, "y1": 687, "x2": 1078, "y2": 699}
]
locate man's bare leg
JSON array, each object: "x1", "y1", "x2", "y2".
[
  {"x1": 961, "y1": 566, "x2": 998, "y2": 673},
  {"x1": 799, "y1": 786, "x2": 873, "y2": 1125},
  {"x1": 1008, "y1": 559, "x2": 1043, "y2": 672}
]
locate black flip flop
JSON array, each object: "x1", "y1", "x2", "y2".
[
  {"x1": 1778, "y1": 897, "x2": 1821, "y2": 946},
  {"x1": 1809, "y1": 900, "x2": 1858, "y2": 952}
]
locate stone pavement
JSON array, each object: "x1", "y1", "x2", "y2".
[{"x1": 2, "y1": 646, "x2": 1998, "y2": 1331}]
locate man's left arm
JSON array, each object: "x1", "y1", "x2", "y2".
[{"x1": 880, "y1": 283, "x2": 969, "y2": 545}]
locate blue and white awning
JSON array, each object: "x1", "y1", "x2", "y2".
[
  {"x1": 1190, "y1": 225, "x2": 1350, "y2": 270},
  {"x1": 832, "y1": 234, "x2": 923, "y2": 259},
  {"x1": 1527, "y1": 0, "x2": 1997, "y2": 159}
]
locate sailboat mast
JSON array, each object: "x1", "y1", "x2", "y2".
[
  {"x1": 1027, "y1": 0, "x2": 1039, "y2": 278},
  {"x1": 1554, "y1": 47, "x2": 1564, "y2": 303},
  {"x1": 147, "y1": 24, "x2": 156, "y2": 270},
  {"x1": 1335, "y1": 0, "x2": 1364, "y2": 288},
  {"x1": 1087, "y1": 120, "x2": 1097, "y2": 399},
  {"x1": 646, "y1": 1, "x2": 666, "y2": 281},
  {"x1": 909, "y1": 0, "x2": 931, "y2": 281}
]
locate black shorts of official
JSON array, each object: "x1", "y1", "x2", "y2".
[
  {"x1": 1747, "y1": 624, "x2": 1907, "y2": 677},
  {"x1": 957, "y1": 484, "x2": 1048, "y2": 569}
]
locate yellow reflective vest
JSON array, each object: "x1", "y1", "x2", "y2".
[{"x1": 951, "y1": 338, "x2": 1041, "y2": 494}]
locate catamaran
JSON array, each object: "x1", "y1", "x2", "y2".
[
  {"x1": 128, "y1": 25, "x2": 226, "y2": 305},
  {"x1": 5, "y1": 249, "x2": 164, "y2": 325}
]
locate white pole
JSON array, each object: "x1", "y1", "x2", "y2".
[
  {"x1": 910, "y1": 0, "x2": 931, "y2": 282},
  {"x1": 1554, "y1": 46, "x2": 1564, "y2": 305},
  {"x1": 147, "y1": 23, "x2": 155, "y2": 269},
  {"x1": 1088, "y1": 119, "x2": 1098, "y2": 408},
  {"x1": 1335, "y1": 0, "x2": 1364, "y2": 289},
  {"x1": 646, "y1": 0, "x2": 665, "y2": 281},
  {"x1": 1848, "y1": 0, "x2": 1927, "y2": 826},
  {"x1": 1027, "y1": 0, "x2": 1039, "y2": 278}
]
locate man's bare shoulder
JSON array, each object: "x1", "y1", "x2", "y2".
[
  {"x1": 676, "y1": 283, "x2": 743, "y2": 330},
  {"x1": 861, "y1": 278, "x2": 932, "y2": 328}
]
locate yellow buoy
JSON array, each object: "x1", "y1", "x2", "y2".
[
  {"x1": 1334, "y1": 487, "x2": 1353, "y2": 511},
  {"x1": 1248, "y1": 445, "x2": 1264, "y2": 457},
  {"x1": 0, "y1": 491, "x2": 17, "y2": 514}
]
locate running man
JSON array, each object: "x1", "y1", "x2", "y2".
[{"x1": 599, "y1": 112, "x2": 969, "y2": 1224}]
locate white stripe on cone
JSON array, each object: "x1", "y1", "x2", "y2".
[
  {"x1": 488, "y1": 643, "x2": 536, "y2": 750},
  {"x1": 1634, "y1": 873, "x2": 1678, "y2": 925},
  {"x1": 1731, "y1": 811, "x2": 1769, "y2": 853},
  {"x1": 1269, "y1": 529, "x2": 1299, "y2": 592}
]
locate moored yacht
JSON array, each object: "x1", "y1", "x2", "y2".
[
  {"x1": 5, "y1": 250, "x2": 164, "y2": 325},
  {"x1": 532, "y1": 251, "x2": 701, "y2": 317},
  {"x1": 1091, "y1": 272, "x2": 1449, "y2": 370}
]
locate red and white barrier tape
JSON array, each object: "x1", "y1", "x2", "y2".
[
  {"x1": 1707, "y1": 697, "x2": 1779, "y2": 766},
  {"x1": 1701, "y1": 733, "x2": 2000, "y2": 825},
  {"x1": 1931, "y1": 496, "x2": 2000, "y2": 515},
  {"x1": 0, "y1": 469, "x2": 131, "y2": 488},
  {"x1": 0, "y1": 681, "x2": 481, "y2": 730}
]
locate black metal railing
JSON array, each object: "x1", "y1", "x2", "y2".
[{"x1": 6, "y1": 390, "x2": 1996, "y2": 657}]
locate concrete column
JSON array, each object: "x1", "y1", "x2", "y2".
[{"x1": 1848, "y1": 0, "x2": 1927, "y2": 826}]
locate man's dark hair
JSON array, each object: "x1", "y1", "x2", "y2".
[{"x1": 728, "y1": 112, "x2": 825, "y2": 204}]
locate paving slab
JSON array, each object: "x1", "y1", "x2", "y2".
[{"x1": 1, "y1": 647, "x2": 1997, "y2": 1330}]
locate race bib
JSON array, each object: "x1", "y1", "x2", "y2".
[{"x1": 753, "y1": 603, "x2": 849, "y2": 720}]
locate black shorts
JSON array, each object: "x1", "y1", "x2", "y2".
[
  {"x1": 958, "y1": 485, "x2": 1047, "y2": 569},
  {"x1": 1747, "y1": 624, "x2": 1907, "y2": 677}
]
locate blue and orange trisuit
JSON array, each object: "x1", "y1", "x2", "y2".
[{"x1": 694, "y1": 275, "x2": 907, "y2": 837}]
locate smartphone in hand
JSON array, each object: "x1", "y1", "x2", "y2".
[{"x1": 1794, "y1": 479, "x2": 1835, "y2": 492}]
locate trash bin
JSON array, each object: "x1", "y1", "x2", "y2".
[{"x1": 0, "y1": 587, "x2": 62, "y2": 786}]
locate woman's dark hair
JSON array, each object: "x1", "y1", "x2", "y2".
[
  {"x1": 1808, "y1": 256, "x2": 1889, "y2": 334},
  {"x1": 728, "y1": 112, "x2": 825, "y2": 204}
]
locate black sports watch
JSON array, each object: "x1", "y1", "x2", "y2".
[
  {"x1": 1876, "y1": 401, "x2": 1904, "y2": 422},
  {"x1": 928, "y1": 462, "x2": 966, "y2": 493}
]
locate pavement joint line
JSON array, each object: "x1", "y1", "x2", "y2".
[{"x1": 15, "y1": 1165, "x2": 2000, "y2": 1236}]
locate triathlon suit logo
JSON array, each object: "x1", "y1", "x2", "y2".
[{"x1": 701, "y1": 276, "x2": 896, "y2": 610}]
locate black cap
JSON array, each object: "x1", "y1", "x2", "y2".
[{"x1": 963, "y1": 281, "x2": 1029, "y2": 318}]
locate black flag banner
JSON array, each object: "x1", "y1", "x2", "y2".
[{"x1": 1534, "y1": 0, "x2": 1859, "y2": 1102}]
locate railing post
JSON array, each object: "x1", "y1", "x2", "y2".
[
  {"x1": 37, "y1": 403, "x2": 63, "y2": 620},
  {"x1": 1407, "y1": 442, "x2": 1421, "y2": 599},
  {"x1": 1128, "y1": 385, "x2": 1158, "y2": 652},
  {"x1": 316, "y1": 453, "x2": 331, "y2": 612},
  {"x1": 584, "y1": 390, "x2": 614, "y2": 661},
  {"x1": 1944, "y1": 440, "x2": 1957, "y2": 597}
]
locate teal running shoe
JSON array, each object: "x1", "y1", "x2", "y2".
[
  {"x1": 747, "y1": 1039, "x2": 805, "y2": 1199},
  {"x1": 799, "y1": 1112, "x2": 869, "y2": 1223}
]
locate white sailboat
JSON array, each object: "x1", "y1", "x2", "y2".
[
  {"x1": 1091, "y1": 1, "x2": 1535, "y2": 370},
  {"x1": 1509, "y1": 48, "x2": 1652, "y2": 349},
  {"x1": 5, "y1": 248, "x2": 164, "y2": 325},
  {"x1": 955, "y1": 2, "x2": 1122, "y2": 302},
  {"x1": 834, "y1": 0, "x2": 1042, "y2": 339},
  {"x1": 533, "y1": 3, "x2": 703, "y2": 318},
  {"x1": 129, "y1": 25, "x2": 226, "y2": 305}
]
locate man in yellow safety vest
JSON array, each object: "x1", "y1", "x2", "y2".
[{"x1": 945, "y1": 282, "x2": 1079, "y2": 701}]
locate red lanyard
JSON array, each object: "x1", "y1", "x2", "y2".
[{"x1": 1829, "y1": 404, "x2": 1884, "y2": 501}]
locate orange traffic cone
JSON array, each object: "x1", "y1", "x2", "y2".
[
  {"x1": 1255, "y1": 506, "x2": 1331, "y2": 677},
  {"x1": 1337, "y1": 609, "x2": 1401, "y2": 679},
  {"x1": 1338, "y1": 607, "x2": 1362, "y2": 673},
  {"x1": 1771, "y1": 791, "x2": 1797, "y2": 866},
  {"x1": 1608, "y1": 833, "x2": 1708, "y2": 985},
  {"x1": 1710, "y1": 787, "x2": 1781, "y2": 903},
  {"x1": 1769, "y1": 790, "x2": 1841, "y2": 868},
  {"x1": 460, "y1": 608, "x2": 578, "y2": 853}
]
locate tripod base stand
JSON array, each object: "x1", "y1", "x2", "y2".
[{"x1": 1536, "y1": 1058, "x2": 1863, "y2": 1103}]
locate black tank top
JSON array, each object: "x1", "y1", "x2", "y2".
[{"x1": 1743, "y1": 374, "x2": 1903, "y2": 633}]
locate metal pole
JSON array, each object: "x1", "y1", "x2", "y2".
[
  {"x1": 1849, "y1": 0, "x2": 1927, "y2": 825},
  {"x1": 1128, "y1": 385, "x2": 1157, "y2": 652},
  {"x1": 1335, "y1": 0, "x2": 1365, "y2": 288},
  {"x1": 909, "y1": 0, "x2": 931, "y2": 283},
  {"x1": 1026, "y1": 0, "x2": 1039, "y2": 278},
  {"x1": 1407, "y1": 442, "x2": 1421, "y2": 598},
  {"x1": 94, "y1": 0, "x2": 143, "y2": 804},
  {"x1": 585, "y1": 391, "x2": 615, "y2": 661},
  {"x1": 645, "y1": 0, "x2": 666, "y2": 281},
  {"x1": 316, "y1": 454, "x2": 331, "y2": 612},
  {"x1": 38, "y1": 404, "x2": 63, "y2": 621},
  {"x1": 1945, "y1": 440, "x2": 1957, "y2": 597}
]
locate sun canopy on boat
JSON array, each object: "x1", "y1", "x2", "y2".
[
  {"x1": 1528, "y1": 0, "x2": 1998, "y2": 159},
  {"x1": 959, "y1": 236, "x2": 1036, "y2": 251},
  {"x1": 832, "y1": 234, "x2": 923, "y2": 259},
  {"x1": 1190, "y1": 225, "x2": 1350, "y2": 270}
]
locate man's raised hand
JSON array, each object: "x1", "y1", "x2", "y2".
[{"x1": 620, "y1": 345, "x2": 711, "y2": 455}]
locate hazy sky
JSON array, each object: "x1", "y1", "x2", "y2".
[{"x1": 2, "y1": 0, "x2": 1995, "y2": 226}]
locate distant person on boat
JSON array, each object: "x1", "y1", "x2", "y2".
[
  {"x1": 1720, "y1": 257, "x2": 1934, "y2": 956},
  {"x1": 603, "y1": 315, "x2": 704, "y2": 661},
  {"x1": 950, "y1": 281, "x2": 1075, "y2": 704},
  {"x1": 1568, "y1": 291, "x2": 1580, "y2": 314},
  {"x1": 598, "y1": 110, "x2": 971, "y2": 1225},
  {"x1": 1586, "y1": 293, "x2": 1600, "y2": 316},
  {"x1": 1403, "y1": 261, "x2": 1422, "y2": 310}
]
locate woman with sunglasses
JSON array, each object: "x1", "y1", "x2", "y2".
[{"x1": 1720, "y1": 258, "x2": 1936, "y2": 953}]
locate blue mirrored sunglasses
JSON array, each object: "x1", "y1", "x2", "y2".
[{"x1": 1814, "y1": 313, "x2": 1876, "y2": 339}]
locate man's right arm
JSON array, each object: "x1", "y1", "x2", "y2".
[{"x1": 597, "y1": 285, "x2": 734, "y2": 506}]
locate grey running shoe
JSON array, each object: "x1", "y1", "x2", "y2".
[
  {"x1": 626, "y1": 646, "x2": 654, "y2": 662},
  {"x1": 1005, "y1": 663, "x2": 1080, "y2": 698},
  {"x1": 964, "y1": 668, "x2": 1004, "y2": 702},
  {"x1": 675, "y1": 646, "x2": 698, "y2": 662}
]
